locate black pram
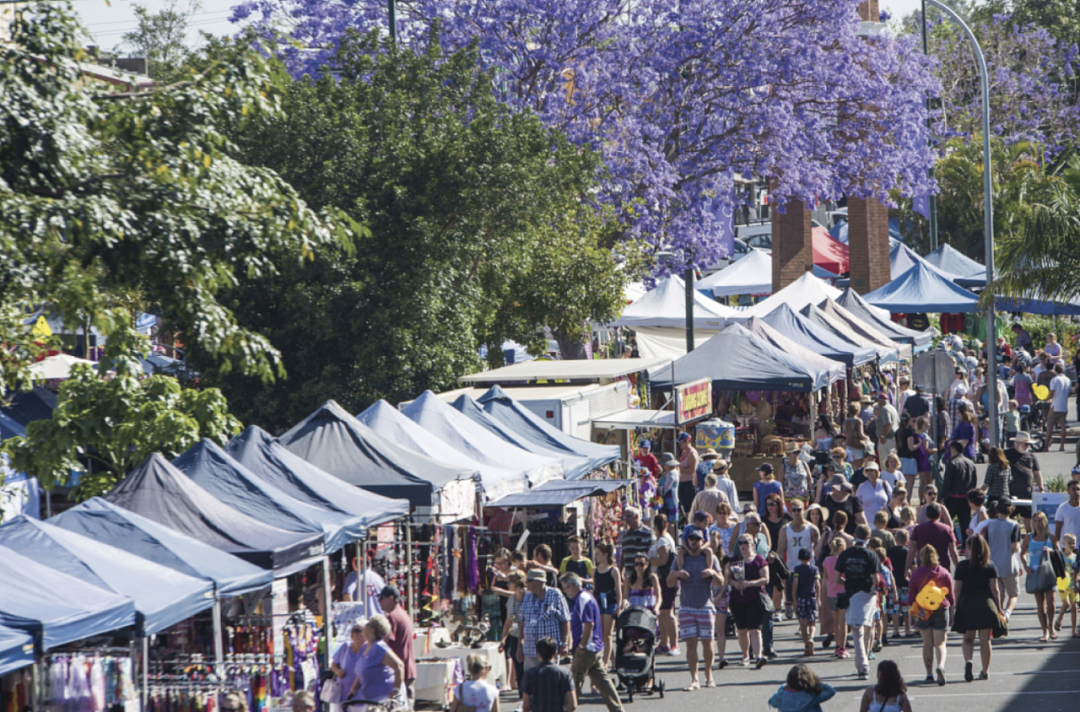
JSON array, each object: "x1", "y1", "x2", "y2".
[{"x1": 613, "y1": 606, "x2": 664, "y2": 702}]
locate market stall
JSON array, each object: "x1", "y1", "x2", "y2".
[
  {"x1": 835, "y1": 288, "x2": 933, "y2": 349},
  {"x1": 610, "y1": 275, "x2": 735, "y2": 329}
]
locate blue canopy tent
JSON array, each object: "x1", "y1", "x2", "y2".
[
  {"x1": 174, "y1": 439, "x2": 363, "y2": 555},
  {"x1": 52, "y1": 498, "x2": 272, "y2": 595},
  {"x1": 0, "y1": 516, "x2": 214, "y2": 635},
  {"x1": 0, "y1": 386, "x2": 56, "y2": 428},
  {"x1": 487, "y1": 479, "x2": 634, "y2": 508},
  {"x1": 800, "y1": 303, "x2": 899, "y2": 363},
  {"x1": 995, "y1": 292, "x2": 1080, "y2": 316},
  {"x1": 829, "y1": 217, "x2": 907, "y2": 244},
  {"x1": 834, "y1": 288, "x2": 933, "y2": 350},
  {"x1": 104, "y1": 453, "x2": 325, "y2": 572},
  {"x1": 0, "y1": 545, "x2": 136, "y2": 650},
  {"x1": 227, "y1": 426, "x2": 409, "y2": 529},
  {"x1": 476, "y1": 385, "x2": 621, "y2": 475},
  {"x1": 281, "y1": 400, "x2": 481, "y2": 509},
  {"x1": 760, "y1": 303, "x2": 877, "y2": 367},
  {"x1": 0, "y1": 413, "x2": 24, "y2": 440},
  {"x1": 924, "y1": 244, "x2": 987, "y2": 288},
  {"x1": 450, "y1": 395, "x2": 597, "y2": 480},
  {"x1": 862, "y1": 262, "x2": 980, "y2": 313},
  {"x1": 0, "y1": 625, "x2": 33, "y2": 677},
  {"x1": 648, "y1": 324, "x2": 819, "y2": 392}
]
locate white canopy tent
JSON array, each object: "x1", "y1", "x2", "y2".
[
  {"x1": 26, "y1": 354, "x2": 96, "y2": 380},
  {"x1": 610, "y1": 276, "x2": 735, "y2": 330},
  {"x1": 696, "y1": 250, "x2": 772, "y2": 297},
  {"x1": 632, "y1": 328, "x2": 721, "y2": 360},
  {"x1": 729, "y1": 272, "x2": 845, "y2": 321}
]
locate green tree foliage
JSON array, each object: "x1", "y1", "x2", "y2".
[
  {"x1": 0, "y1": 1, "x2": 350, "y2": 393},
  {"x1": 2, "y1": 322, "x2": 242, "y2": 502},
  {"x1": 116, "y1": 0, "x2": 200, "y2": 82},
  {"x1": 990, "y1": 155, "x2": 1080, "y2": 305},
  {"x1": 191, "y1": 30, "x2": 640, "y2": 430}
]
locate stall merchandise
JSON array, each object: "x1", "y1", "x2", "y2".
[
  {"x1": 40, "y1": 653, "x2": 137, "y2": 712},
  {"x1": 280, "y1": 400, "x2": 480, "y2": 510}
]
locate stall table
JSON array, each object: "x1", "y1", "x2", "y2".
[
  {"x1": 414, "y1": 659, "x2": 460, "y2": 708},
  {"x1": 412, "y1": 627, "x2": 452, "y2": 660},
  {"x1": 424, "y1": 642, "x2": 507, "y2": 687}
]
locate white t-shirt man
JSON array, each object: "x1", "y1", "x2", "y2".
[
  {"x1": 1050, "y1": 373, "x2": 1072, "y2": 414},
  {"x1": 344, "y1": 567, "x2": 387, "y2": 616},
  {"x1": 1055, "y1": 500, "x2": 1080, "y2": 542}
]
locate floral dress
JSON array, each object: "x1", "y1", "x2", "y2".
[{"x1": 783, "y1": 459, "x2": 811, "y2": 501}]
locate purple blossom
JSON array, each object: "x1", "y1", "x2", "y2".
[{"x1": 233, "y1": 0, "x2": 939, "y2": 271}]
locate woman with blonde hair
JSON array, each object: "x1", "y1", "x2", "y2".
[
  {"x1": 349, "y1": 615, "x2": 405, "y2": 704},
  {"x1": 907, "y1": 545, "x2": 954, "y2": 685},
  {"x1": 449, "y1": 654, "x2": 500, "y2": 712},
  {"x1": 1022, "y1": 511, "x2": 1058, "y2": 642}
]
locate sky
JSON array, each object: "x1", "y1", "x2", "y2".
[{"x1": 72, "y1": 0, "x2": 929, "y2": 52}]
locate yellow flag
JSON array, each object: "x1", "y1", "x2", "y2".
[{"x1": 30, "y1": 315, "x2": 52, "y2": 340}]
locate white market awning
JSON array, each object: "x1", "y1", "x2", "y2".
[{"x1": 591, "y1": 409, "x2": 677, "y2": 430}]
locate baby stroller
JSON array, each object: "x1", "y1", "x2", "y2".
[{"x1": 614, "y1": 606, "x2": 664, "y2": 702}]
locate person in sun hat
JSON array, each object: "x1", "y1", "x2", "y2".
[{"x1": 698, "y1": 447, "x2": 720, "y2": 490}]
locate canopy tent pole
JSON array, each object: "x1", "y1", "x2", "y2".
[
  {"x1": 405, "y1": 518, "x2": 414, "y2": 621},
  {"x1": 140, "y1": 636, "x2": 149, "y2": 712},
  {"x1": 322, "y1": 556, "x2": 333, "y2": 669},
  {"x1": 31, "y1": 659, "x2": 39, "y2": 712},
  {"x1": 212, "y1": 594, "x2": 225, "y2": 677},
  {"x1": 356, "y1": 540, "x2": 367, "y2": 618}
]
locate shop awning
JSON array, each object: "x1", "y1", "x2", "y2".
[
  {"x1": 281, "y1": 400, "x2": 480, "y2": 509},
  {"x1": 630, "y1": 327, "x2": 721, "y2": 360},
  {"x1": 592, "y1": 409, "x2": 678, "y2": 430},
  {"x1": 174, "y1": 438, "x2": 365, "y2": 555},
  {"x1": 0, "y1": 516, "x2": 214, "y2": 636},
  {"x1": 104, "y1": 453, "x2": 325, "y2": 571},
  {"x1": 0, "y1": 545, "x2": 136, "y2": 650},
  {"x1": 609, "y1": 275, "x2": 735, "y2": 329},
  {"x1": 0, "y1": 625, "x2": 33, "y2": 677},
  {"x1": 226, "y1": 426, "x2": 409, "y2": 530},
  {"x1": 696, "y1": 249, "x2": 772, "y2": 298},
  {"x1": 487, "y1": 479, "x2": 633, "y2": 508},
  {"x1": 648, "y1": 325, "x2": 818, "y2": 392},
  {"x1": 759, "y1": 303, "x2": 877, "y2": 368},
  {"x1": 52, "y1": 498, "x2": 272, "y2": 596}
]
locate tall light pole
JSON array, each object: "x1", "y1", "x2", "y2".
[
  {"x1": 920, "y1": 0, "x2": 939, "y2": 252},
  {"x1": 388, "y1": 0, "x2": 397, "y2": 44},
  {"x1": 655, "y1": 251, "x2": 695, "y2": 353},
  {"x1": 924, "y1": 0, "x2": 998, "y2": 447}
]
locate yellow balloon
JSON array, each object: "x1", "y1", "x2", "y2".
[{"x1": 1033, "y1": 384, "x2": 1050, "y2": 401}]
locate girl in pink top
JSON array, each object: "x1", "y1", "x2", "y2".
[
  {"x1": 906, "y1": 545, "x2": 955, "y2": 685},
  {"x1": 823, "y1": 538, "x2": 848, "y2": 659}
]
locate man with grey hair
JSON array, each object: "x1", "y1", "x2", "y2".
[
  {"x1": 559, "y1": 573, "x2": 623, "y2": 712},
  {"x1": 617, "y1": 506, "x2": 655, "y2": 577}
]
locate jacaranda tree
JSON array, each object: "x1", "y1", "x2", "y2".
[{"x1": 232, "y1": 0, "x2": 939, "y2": 271}]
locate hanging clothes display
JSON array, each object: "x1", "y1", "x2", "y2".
[{"x1": 36, "y1": 654, "x2": 135, "y2": 712}]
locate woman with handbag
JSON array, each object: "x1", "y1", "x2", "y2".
[
  {"x1": 331, "y1": 624, "x2": 366, "y2": 704},
  {"x1": 1022, "y1": 512, "x2": 1059, "y2": 642},
  {"x1": 952, "y1": 535, "x2": 1003, "y2": 681},
  {"x1": 725, "y1": 534, "x2": 770, "y2": 668}
]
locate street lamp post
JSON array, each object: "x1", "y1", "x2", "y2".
[
  {"x1": 684, "y1": 267, "x2": 695, "y2": 353},
  {"x1": 388, "y1": 0, "x2": 397, "y2": 44},
  {"x1": 924, "y1": 0, "x2": 998, "y2": 447},
  {"x1": 920, "y1": 0, "x2": 939, "y2": 252}
]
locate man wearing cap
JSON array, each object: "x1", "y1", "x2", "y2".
[
  {"x1": 378, "y1": 585, "x2": 417, "y2": 706},
  {"x1": 712, "y1": 459, "x2": 740, "y2": 514},
  {"x1": 634, "y1": 440, "x2": 661, "y2": 478},
  {"x1": 697, "y1": 448, "x2": 720, "y2": 491},
  {"x1": 677, "y1": 433, "x2": 700, "y2": 525},
  {"x1": 821, "y1": 474, "x2": 867, "y2": 536},
  {"x1": 517, "y1": 570, "x2": 571, "y2": 671},
  {"x1": 343, "y1": 554, "x2": 387, "y2": 616},
  {"x1": 666, "y1": 527, "x2": 720, "y2": 690},
  {"x1": 617, "y1": 506, "x2": 655, "y2": 578},
  {"x1": 875, "y1": 392, "x2": 899, "y2": 465},
  {"x1": 897, "y1": 377, "x2": 916, "y2": 418},
  {"x1": 1005, "y1": 432, "x2": 1043, "y2": 530},
  {"x1": 558, "y1": 573, "x2": 623, "y2": 712},
  {"x1": 689, "y1": 472, "x2": 729, "y2": 522}
]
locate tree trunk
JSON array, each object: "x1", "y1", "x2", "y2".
[{"x1": 551, "y1": 328, "x2": 588, "y2": 360}]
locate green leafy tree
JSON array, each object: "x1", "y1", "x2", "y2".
[
  {"x1": 1, "y1": 321, "x2": 242, "y2": 502},
  {"x1": 990, "y1": 155, "x2": 1080, "y2": 305},
  {"x1": 190, "y1": 30, "x2": 640, "y2": 430},
  {"x1": 116, "y1": 0, "x2": 200, "y2": 82},
  {"x1": 0, "y1": 1, "x2": 351, "y2": 391}
]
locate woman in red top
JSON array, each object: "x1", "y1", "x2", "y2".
[{"x1": 907, "y1": 545, "x2": 955, "y2": 686}]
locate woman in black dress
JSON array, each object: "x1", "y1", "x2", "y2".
[
  {"x1": 762, "y1": 493, "x2": 792, "y2": 619},
  {"x1": 952, "y1": 534, "x2": 1003, "y2": 681}
]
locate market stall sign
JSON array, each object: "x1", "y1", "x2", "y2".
[{"x1": 675, "y1": 378, "x2": 712, "y2": 425}]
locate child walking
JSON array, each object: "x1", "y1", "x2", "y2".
[
  {"x1": 792, "y1": 548, "x2": 821, "y2": 656},
  {"x1": 1056, "y1": 533, "x2": 1078, "y2": 637}
]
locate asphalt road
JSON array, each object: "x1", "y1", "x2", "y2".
[{"x1": 523, "y1": 424, "x2": 1080, "y2": 712}]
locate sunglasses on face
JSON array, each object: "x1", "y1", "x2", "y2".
[
  {"x1": 635, "y1": 562, "x2": 646, "y2": 566},
  {"x1": 927, "y1": 492, "x2": 937, "y2": 497},
  {"x1": 739, "y1": 541, "x2": 751, "y2": 547},
  {"x1": 791, "y1": 508, "x2": 803, "y2": 513}
]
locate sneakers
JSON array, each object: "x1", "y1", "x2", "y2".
[
  {"x1": 755, "y1": 657, "x2": 767, "y2": 669},
  {"x1": 835, "y1": 648, "x2": 849, "y2": 659},
  {"x1": 765, "y1": 650, "x2": 779, "y2": 660},
  {"x1": 965, "y1": 662, "x2": 974, "y2": 682},
  {"x1": 822, "y1": 634, "x2": 834, "y2": 648},
  {"x1": 716, "y1": 659, "x2": 728, "y2": 670},
  {"x1": 924, "y1": 674, "x2": 934, "y2": 683},
  {"x1": 785, "y1": 605, "x2": 795, "y2": 620},
  {"x1": 872, "y1": 639, "x2": 883, "y2": 653},
  {"x1": 857, "y1": 668, "x2": 869, "y2": 680},
  {"x1": 772, "y1": 612, "x2": 783, "y2": 623},
  {"x1": 803, "y1": 642, "x2": 814, "y2": 657},
  {"x1": 978, "y1": 671, "x2": 989, "y2": 681},
  {"x1": 936, "y1": 667, "x2": 947, "y2": 686},
  {"x1": 655, "y1": 645, "x2": 670, "y2": 654},
  {"x1": 666, "y1": 646, "x2": 681, "y2": 657},
  {"x1": 868, "y1": 651, "x2": 876, "y2": 660}
]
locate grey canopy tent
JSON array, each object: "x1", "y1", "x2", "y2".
[
  {"x1": 52, "y1": 497, "x2": 272, "y2": 595},
  {"x1": 800, "y1": 303, "x2": 898, "y2": 363},
  {"x1": 487, "y1": 479, "x2": 633, "y2": 508},
  {"x1": 817, "y1": 299, "x2": 909, "y2": 361},
  {"x1": 759, "y1": 303, "x2": 877, "y2": 368},
  {"x1": 173, "y1": 438, "x2": 368, "y2": 555},
  {"x1": 0, "y1": 515, "x2": 214, "y2": 635},
  {"x1": 740, "y1": 317, "x2": 846, "y2": 385},
  {"x1": 834, "y1": 288, "x2": 933, "y2": 350},
  {"x1": 475, "y1": 385, "x2": 620, "y2": 476},
  {"x1": 648, "y1": 324, "x2": 818, "y2": 392},
  {"x1": 0, "y1": 386, "x2": 56, "y2": 427},
  {"x1": 103, "y1": 453, "x2": 324, "y2": 571},
  {"x1": 280, "y1": 400, "x2": 480, "y2": 509},
  {"x1": 226, "y1": 425, "x2": 409, "y2": 528}
]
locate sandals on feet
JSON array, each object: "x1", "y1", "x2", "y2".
[{"x1": 683, "y1": 682, "x2": 700, "y2": 692}]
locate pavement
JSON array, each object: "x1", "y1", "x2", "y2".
[{"x1": 504, "y1": 416, "x2": 1080, "y2": 712}]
